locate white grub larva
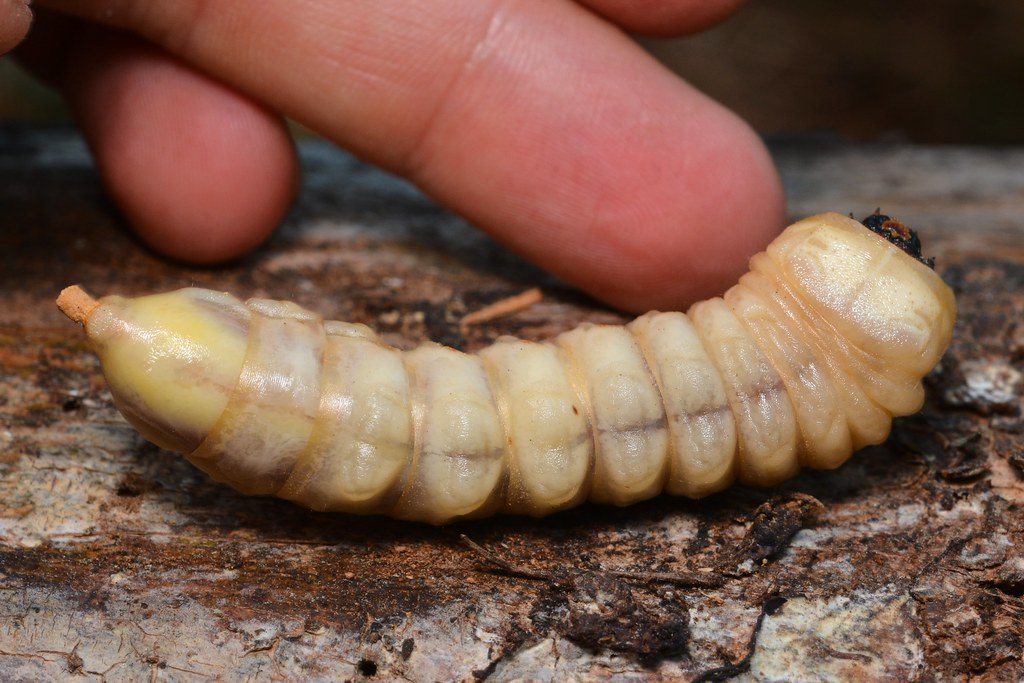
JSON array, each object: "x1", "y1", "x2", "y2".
[{"x1": 58, "y1": 213, "x2": 956, "y2": 524}]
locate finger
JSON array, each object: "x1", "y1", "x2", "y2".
[
  {"x1": 0, "y1": 0, "x2": 32, "y2": 54},
  {"x1": 574, "y1": 0, "x2": 747, "y2": 36},
  {"x1": 38, "y1": 0, "x2": 782, "y2": 311},
  {"x1": 30, "y1": 20, "x2": 299, "y2": 263}
]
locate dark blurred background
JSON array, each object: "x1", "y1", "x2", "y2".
[
  {"x1": 642, "y1": 0, "x2": 1024, "y2": 144},
  {"x1": 2, "y1": 0, "x2": 1022, "y2": 144}
]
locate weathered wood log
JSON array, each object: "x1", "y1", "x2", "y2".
[{"x1": 1, "y1": 127, "x2": 1021, "y2": 681}]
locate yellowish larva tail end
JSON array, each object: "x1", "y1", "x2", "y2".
[
  {"x1": 57, "y1": 285, "x2": 100, "y2": 324},
  {"x1": 79, "y1": 288, "x2": 253, "y2": 455}
]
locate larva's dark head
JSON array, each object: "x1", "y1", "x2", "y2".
[
  {"x1": 860, "y1": 211, "x2": 934, "y2": 268},
  {"x1": 765, "y1": 212, "x2": 956, "y2": 379}
]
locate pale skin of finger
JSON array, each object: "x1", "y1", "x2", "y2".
[
  {"x1": 35, "y1": 0, "x2": 783, "y2": 312},
  {"x1": 16, "y1": 15, "x2": 299, "y2": 264},
  {"x1": 60, "y1": 27, "x2": 300, "y2": 263},
  {"x1": 0, "y1": 0, "x2": 32, "y2": 54}
]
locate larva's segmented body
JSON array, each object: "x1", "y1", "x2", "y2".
[{"x1": 59, "y1": 213, "x2": 956, "y2": 524}]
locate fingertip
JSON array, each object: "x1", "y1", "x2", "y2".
[
  {"x1": 63, "y1": 29, "x2": 298, "y2": 264},
  {"x1": 114, "y1": 107, "x2": 300, "y2": 265},
  {"x1": 528, "y1": 92, "x2": 786, "y2": 314},
  {"x1": 585, "y1": 154, "x2": 786, "y2": 313},
  {"x1": 354, "y1": 0, "x2": 781, "y2": 314},
  {"x1": 0, "y1": 0, "x2": 32, "y2": 55}
]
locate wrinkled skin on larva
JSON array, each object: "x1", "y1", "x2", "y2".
[{"x1": 69, "y1": 213, "x2": 956, "y2": 524}]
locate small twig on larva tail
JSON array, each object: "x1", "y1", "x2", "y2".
[{"x1": 56, "y1": 285, "x2": 100, "y2": 324}]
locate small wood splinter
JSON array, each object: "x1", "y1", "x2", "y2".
[{"x1": 460, "y1": 287, "x2": 543, "y2": 327}]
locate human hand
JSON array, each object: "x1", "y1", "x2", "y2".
[{"x1": 6, "y1": 0, "x2": 783, "y2": 312}]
